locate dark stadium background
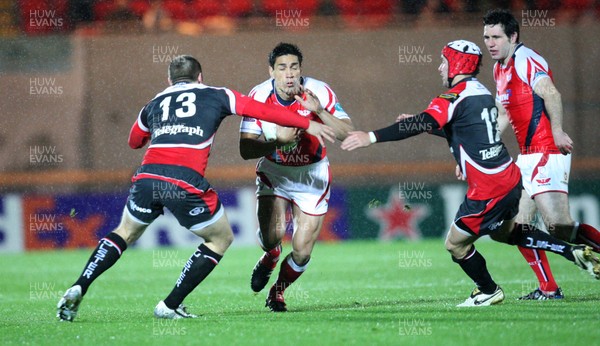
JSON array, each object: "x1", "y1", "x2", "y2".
[{"x1": 1, "y1": 0, "x2": 599, "y2": 253}]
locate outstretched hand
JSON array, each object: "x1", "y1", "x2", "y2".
[
  {"x1": 396, "y1": 113, "x2": 415, "y2": 122},
  {"x1": 306, "y1": 121, "x2": 335, "y2": 146},
  {"x1": 295, "y1": 87, "x2": 324, "y2": 114},
  {"x1": 341, "y1": 131, "x2": 372, "y2": 151}
]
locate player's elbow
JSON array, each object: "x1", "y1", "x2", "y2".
[
  {"x1": 128, "y1": 136, "x2": 148, "y2": 149},
  {"x1": 128, "y1": 139, "x2": 139, "y2": 149}
]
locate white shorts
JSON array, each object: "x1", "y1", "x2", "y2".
[
  {"x1": 516, "y1": 153, "x2": 570, "y2": 198},
  {"x1": 255, "y1": 157, "x2": 330, "y2": 216}
]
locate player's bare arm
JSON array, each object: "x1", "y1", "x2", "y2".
[
  {"x1": 495, "y1": 101, "x2": 510, "y2": 136},
  {"x1": 342, "y1": 112, "x2": 441, "y2": 151},
  {"x1": 305, "y1": 121, "x2": 335, "y2": 145},
  {"x1": 240, "y1": 121, "x2": 334, "y2": 159},
  {"x1": 533, "y1": 77, "x2": 573, "y2": 154},
  {"x1": 340, "y1": 131, "x2": 372, "y2": 151},
  {"x1": 295, "y1": 88, "x2": 354, "y2": 141},
  {"x1": 240, "y1": 126, "x2": 300, "y2": 160},
  {"x1": 396, "y1": 113, "x2": 415, "y2": 122},
  {"x1": 239, "y1": 132, "x2": 279, "y2": 160}
]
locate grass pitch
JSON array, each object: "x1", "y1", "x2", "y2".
[{"x1": 1, "y1": 239, "x2": 599, "y2": 345}]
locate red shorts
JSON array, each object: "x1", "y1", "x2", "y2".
[{"x1": 454, "y1": 181, "x2": 521, "y2": 236}]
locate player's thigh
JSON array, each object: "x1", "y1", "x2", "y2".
[
  {"x1": 515, "y1": 190, "x2": 538, "y2": 225},
  {"x1": 290, "y1": 204, "x2": 324, "y2": 252},
  {"x1": 114, "y1": 207, "x2": 149, "y2": 245},
  {"x1": 535, "y1": 191, "x2": 573, "y2": 230},
  {"x1": 161, "y1": 183, "x2": 234, "y2": 253},
  {"x1": 489, "y1": 216, "x2": 517, "y2": 243},
  {"x1": 454, "y1": 183, "x2": 520, "y2": 241},
  {"x1": 189, "y1": 210, "x2": 233, "y2": 255},
  {"x1": 257, "y1": 196, "x2": 290, "y2": 241}
]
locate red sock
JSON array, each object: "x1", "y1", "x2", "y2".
[
  {"x1": 576, "y1": 223, "x2": 600, "y2": 252},
  {"x1": 518, "y1": 247, "x2": 558, "y2": 293},
  {"x1": 259, "y1": 244, "x2": 282, "y2": 270},
  {"x1": 272, "y1": 254, "x2": 307, "y2": 293}
]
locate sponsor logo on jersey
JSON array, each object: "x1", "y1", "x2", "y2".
[
  {"x1": 439, "y1": 93, "x2": 458, "y2": 101},
  {"x1": 479, "y1": 145, "x2": 503, "y2": 160},
  {"x1": 429, "y1": 104, "x2": 442, "y2": 114},
  {"x1": 189, "y1": 207, "x2": 204, "y2": 216},
  {"x1": 297, "y1": 109, "x2": 311, "y2": 116},
  {"x1": 506, "y1": 73, "x2": 512, "y2": 82},
  {"x1": 498, "y1": 90, "x2": 511, "y2": 103},
  {"x1": 154, "y1": 124, "x2": 204, "y2": 137}
]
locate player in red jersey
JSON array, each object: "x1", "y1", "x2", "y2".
[
  {"x1": 483, "y1": 9, "x2": 600, "y2": 300},
  {"x1": 239, "y1": 43, "x2": 354, "y2": 312},
  {"x1": 56, "y1": 55, "x2": 335, "y2": 321},
  {"x1": 342, "y1": 40, "x2": 600, "y2": 306}
]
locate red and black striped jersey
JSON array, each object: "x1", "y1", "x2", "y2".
[
  {"x1": 424, "y1": 77, "x2": 521, "y2": 200},
  {"x1": 128, "y1": 82, "x2": 311, "y2": 176}
]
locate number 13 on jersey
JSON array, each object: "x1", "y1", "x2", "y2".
[{"x1": 160, "y1": 92, "x2": 197, "y2": 121}]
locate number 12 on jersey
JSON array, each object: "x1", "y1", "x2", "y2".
[{"x1": 481, "y1": 107, "x2": 500, "y2": 144}]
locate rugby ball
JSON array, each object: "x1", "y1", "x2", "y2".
[{"x1": 261, "y1": 121, "x2": 277, "y2": 142}]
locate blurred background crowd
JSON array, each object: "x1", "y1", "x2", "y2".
[{"x1": 3, "y1": 0, "x2": 599, "y2": 37}]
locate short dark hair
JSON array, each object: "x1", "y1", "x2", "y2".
[
  {"x1": 168, "y1": 55, "x2": 202, "y2": 83},
  {"x1": 268, "y1": 43, "x2": 303, "y2": 68},
  {"x1": 483, "y1": 9, "x2": 520, "y2": 42}
]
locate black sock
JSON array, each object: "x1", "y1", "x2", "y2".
[
  {"x1": 73, "y1": 232, "x2": 128, "y2": 296},
  {"x1": 163, "y1": 243, "x2": 223, "y2": 310},
  {"x1": 452, "y1": 246, "x2": 497, "y2": 294},
  {"x1": 509, "y1": 223, "x2": 575, "y2": 262}
]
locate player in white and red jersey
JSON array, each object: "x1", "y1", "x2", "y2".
[
  {"x1": 56, "y1": 55, "x2": 334, "y2": 321},
  {"x1": 239, "y1": 43, "x2": 353, "y2": 312},
  {"x1": 342, "y1": 40, "x2": 600, "y2": 306},
  {"x1": 484, "y1": 9, "x2": 600, "y2": 300}
]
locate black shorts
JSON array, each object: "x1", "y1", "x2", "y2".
[
  {"x1": 454, "y1": 181, "x2": 522, "y2": 237},
  {"x1": 126, "y1": 164, "x2": 222, "y2": 230}
]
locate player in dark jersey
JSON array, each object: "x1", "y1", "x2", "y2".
[
  {"x1": 483, "y1": 9, "x2": 600, "y2": 300},
  {"x1": 342, "y1": 40, "x2": 600, "y2": 306},
  {"x1": 56, "y1": 55, "x2": 335, "y2": 321}
]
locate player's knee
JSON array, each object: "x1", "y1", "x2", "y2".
[
  {"x1": 291, "y1": 251, "x2": 310, "y2": 266},
  {"x1": 291, "y1": 243, "x2": 312, "y2": 264},
  {"x1": 445, "y1": 238, "x2": 468, "y2": 259},
  {"x1": 544, "y1": 218, "x2": 574, "y2": 238},
  {"x1": 221, "y1": 229, "x2": 234, "y2": 249},
  {"x1": 261, "y1": 232, "x2": 282, "y2": 250},
  {"x1": 113, "y1": 227, "x2": 141, "y2": 246}
]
